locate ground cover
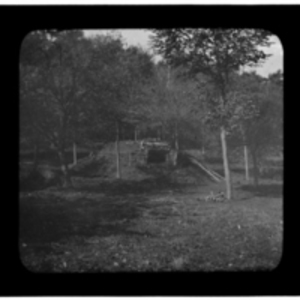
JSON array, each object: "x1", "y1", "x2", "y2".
[{"x1": 19, "y1": 144, "x2": 283, "y2": 272}]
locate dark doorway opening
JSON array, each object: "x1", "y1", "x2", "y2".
[{"x1": 147, "y1": 149, "x2": 168, "y2": 164}]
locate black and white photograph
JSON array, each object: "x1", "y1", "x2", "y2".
[{"x1": 19, "y1": 27, "x2": 283, "y2": 273}]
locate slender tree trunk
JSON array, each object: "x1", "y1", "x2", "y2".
[
  {"x1": 58, "y1": 149, "x2": 72, "y2": 188},
  {"x1": 244, "y1": 145, "x2": 250, "y2": 182},
  {"x1": 220, "y1": 125, "x2": 232, "y2": 200},
  {"x1": 201, "y1": 121, "x2": 205, "y2": 157},
  {"x1": 240, "y1": 125, "x2": 249, "y2": 182},
  {"x1": 201, "y1": 146, "x2": 205, "y2": 156},
  {"x1": 58, "y1": 115, "x2": 72, "y2": 188},
  {"x1": 175, "y1": 125, "x2": 179, "y2": 151},
  {"x1": 161, "y1": 125, "x2": 164, "y2": 140},
  {"x1": 166, "y1": 64, "x2": 171, "y2": 89},
  {"x1": 173, "y1": 121, "x2": 179, "y2": 166},
  {"x1": 116, "y1": 121, "x2": 121, "y2": 179},
  {"x1": 73, "y1": 142, "x2": 77, "y2": 166},
  {"x1": 251, "y1": 149, "x2": 259, "y2": 188},
  {"x1": 134, "y1": 125, "x2": 139, "y2": 143}
]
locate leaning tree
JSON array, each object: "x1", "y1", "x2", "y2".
[{"x1": 150, "y1": 29, "x2": 273, "y2": 199}]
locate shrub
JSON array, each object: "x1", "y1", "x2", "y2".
[{"x1": 20, "y1": 166, "x2": 60, "y2": 191}]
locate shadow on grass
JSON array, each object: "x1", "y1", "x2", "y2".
[
  {"x1": 239, "y1": 183, "x2": 283, "y2": 198},
  {"x1": 78, "y1": 174, "x2": 184, "y2": 196},
  {"x1": 19, "y1": 153, "x2": 211, "y2": 248},
  {"x1": 19, "y1": 191, "x2": 154, "y2": 246},
  {"x1": 19, "y1": 163, "x2": 184, "y2": 246}
]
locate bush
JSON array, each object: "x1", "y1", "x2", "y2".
[{"x1": 20, "y1": 166, "x2": 60, "y2": 191}]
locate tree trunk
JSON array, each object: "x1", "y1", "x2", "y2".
[
  {"x1": 220, "y1": 125, "x2": 232, "y2": 200},
  {"x1": 58, "y1": 150, "x2": 72, "y2": 188},
  {"x1": 57, "y1": 113, "x2": 72, "y2": 188},
  {"x1": 73, "y1": 142, "x2": 77, "y2": 166},
  {"x1": 201, "y1": 146, "x2": 205, "y2": 156},
  {"x1": 201, "y1": 120, "x2": 205, "y2": 157},
  {"x1": 161, "y1": 125, "x2": 165, "y2": 140},
  {"x1": 240, "y1": 125, "x2": 249, "y2": 182},
  {"x1": 166, "y1": 64, "x2": 171, "y2": 89},
  {"x1": 244, "y1": 145, "x2": 250, "y2": 182},
  {"x1": 173, "y1": 121, "x2": 179, "y2": 166},
  {"x1": 251, "y1": 149, "x2": 259, "y2": 188},
  {"x1": 116, "y1": 121, "x2": 121, "y2": 179},
  {"x1": 134, "y1": 126, "x2": 137, "y2": 142}
]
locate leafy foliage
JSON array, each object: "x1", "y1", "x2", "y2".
[
  {"x1": 226, "y1": 71, "x2": 283, "y2": 152},
  {"x1": 150, "y1": 29, "x2": 272, "y2": 92},
  {"x1": 20, "y1": 30, "x2": 156, "y2": 184},
  {"x1": 137, "y1": 63, "x2": 200, "y2": 149}
]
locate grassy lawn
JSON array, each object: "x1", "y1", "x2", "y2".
[{"x1": 19, "y1": 145, "x2": 283, "y2": 272}]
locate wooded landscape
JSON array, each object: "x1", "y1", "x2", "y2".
[{"x1": 20, "y1": 29, "x2": 283, "y2": 272}]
